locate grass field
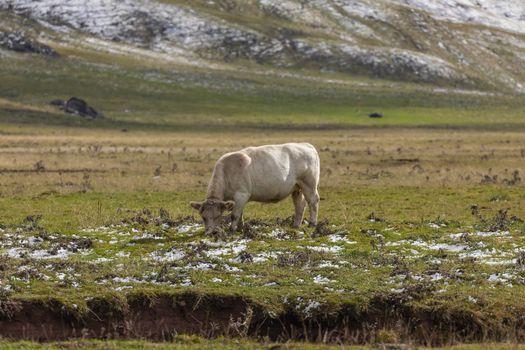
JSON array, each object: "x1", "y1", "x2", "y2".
[
  {"x1": 3, "y1": 339, "x2": 525, "y2": 350},
  {"x1": 1, "y1": 36, "x2": 525, "y2": 347}
]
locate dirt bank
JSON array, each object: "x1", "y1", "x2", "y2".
[{"x1": 1, "y1": 292, "x2": 524, "y2": 345}]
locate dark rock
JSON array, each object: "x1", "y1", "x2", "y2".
[
  {"x1": 0, "y1": 31, "x2": 58, "y2": 57},
  {"x1": 64, "y1": 97, "x2": 103, "y2": 119},
  {"x1": 369, "y1": 112, "x2": 383, "y2": 118}
]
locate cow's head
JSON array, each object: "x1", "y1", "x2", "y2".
[{"x1": 190, "y1": 198, "x2": 234, "y2": 235}]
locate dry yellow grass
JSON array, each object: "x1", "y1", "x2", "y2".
[{"x1": 1, "y1": 126, "x2": 524, "y2": 197}]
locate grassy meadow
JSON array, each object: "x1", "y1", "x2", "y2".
[
  {"x1": 3, "y1": 339, "x2": 525, "y2": 350},
  {"x1": 1, "y1": 36, "x2": 525, "y2": 347}
]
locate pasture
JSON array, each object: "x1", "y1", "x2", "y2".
[{"x1": 1, "y1": 45, "x2": 525, "y2": 348}]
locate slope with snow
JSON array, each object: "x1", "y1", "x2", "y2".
[{"x1": 1, "y1": 0, "x2": 524, "y2": 91}]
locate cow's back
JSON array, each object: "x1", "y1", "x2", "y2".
[{"x1": 228, "y1": 143, "x2": 319, "y2": 202}]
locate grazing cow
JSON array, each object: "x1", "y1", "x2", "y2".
[{"x1": 190, "y1": 143, "x2": 320, "y2": 235}]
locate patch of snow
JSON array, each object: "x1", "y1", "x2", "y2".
[
  {"x1": 307, "y1": 245, "x2": 343, "y2": 253},
  {"x1": 450, "y1": 231, "x2": 510, "y2": 239},
  {"x1": 409, "y1": 240, "x2": 468, "y2": 252},
  {"x1": 132, "y1": 233, "x2": 164, "y2": 240},
  {"x1": 487, "y1": 272, "x2": 514, "y2": 287},
  {"x1": 22, "y1": 236, "x2": 44, "y2": 246},
  {"x1": 268, "y1": 228, "x2": 286, "y2": 238},
  {"x1": 0, "y1": 0, "x2": 264, "y2": 55},
  {"x1": 318, "y1": 260, "x2": 340, "y2": 268},
  {"x1": 428, "y1": 221, "x2": 448, "y2": 229},
  {"x1": 6, "y1": 247, "x2": 73, "y2": 259},
  {"x1": 180, "y1": 278, "x2": 192, "y2": 286},
  {"x1": 460, "y1": 248, "x2": 511, "y2": 260},
  {"x1": 309, "y1": 0, "x2": 385, "y2": 39},
  {"x1": 313, "y1": 274, "x2": 332, "y2": 284},
  {"x1": 251, "y1": 252, "x2": 278, "y2": 263},
  {"x1": 432, "y1": 88, "x2": 497, "y2": 96},
  {"x1": 302, "y1": 300, "x2": 321, "y2": 317},
  {"x1": 483, "y1": 258, "x2": 517, "y2": 266},
  {"x1": 113, "y1": 276, "x2": 143, "y2": 284},
  {"x1": 186, "y1": 262, "x2": 216, "y2": 271},
  {"x1": 205, "y1": 239, "x2": 249, "y2": 257},
  {"x1": 391, "y1": 0, "x2": 525, "y2": 35},
  {"x1": 429, "y1": 272, "x2": 444, "y2": 281},
  {"x1": 259, "y1": 0, "x2": 327, "y2": 28},
  {"x1": 327, "y1": 234, "x2": 357, "y2": 244},
  {"x1": 115, "y1": 285, "x2": 133, "y2": 291},
  {"x1": 177, "y1": 223, "x2": 202, "y2": 233},
  {"x1": 390, "y1": 288, "x2": 406, "y2": 293},
  {"x1": 149, "y1": 248, "x2": 185, "y2": 262}
]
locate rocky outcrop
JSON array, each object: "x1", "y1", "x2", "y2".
[
  {"x1": 65, "y1": 97, "x2": 103, "y2": 119},
  {"x1": 0, "y1": 31, "x2": 57, "y2": 56},
  {"x1": 290, "y1": 40, "x2": 465, "y2": 84},
  {"x1": 50, "y1": 97, "x2": 103, "y2": 119}
]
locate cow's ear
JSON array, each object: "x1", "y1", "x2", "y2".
[
  {"x1": 190, "y1": 201, "x2": 202, "y2": 210},
  {"x1": 221, "y1": 200, "x2": 235, "y2": 211}
]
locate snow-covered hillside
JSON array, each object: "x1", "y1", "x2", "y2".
[
  {"x1": 391, "y1": 0, "x2": 525, "y2": 34},
  {"x1": 1, "y1": 0, "x2": 524, "y2": 92}
]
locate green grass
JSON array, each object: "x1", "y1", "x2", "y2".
[
  {"x1": 3, "y1": 339, "x2": 525, "y2": 349},
  {"x1": 1, "y1": 185, "x2": 525, "y2": 324},
  {"x1": 0, "y1": 338, "x2": 359, "y2": 350},
  {"x1": 1, "y1": 186, "x2": 524, "y2": 232},
  {"x1": 1, "y1": 48, "x2": 524, "y2": 132}
]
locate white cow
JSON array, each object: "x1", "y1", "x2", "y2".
[{"x1": 190, "y1": 143, "x2": 320, "y2": 235}]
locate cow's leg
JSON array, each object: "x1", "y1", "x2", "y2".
[
  {"x1": 230, "y1": 193, "x2": 249, "y2": 233},
  {"x1": 298, "y1": 178, "x2": 320, "y2": 227},
  {"x1": 238, "y1": 212, "x2": 244, "y2": 230},
  {"x1": 292, "y1": 188, "x2": 306, "y2": 228}
]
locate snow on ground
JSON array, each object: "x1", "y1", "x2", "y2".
[
  {"x1": 6, "y1": 247, "x2": 73, "y2": 259},
  {"x1": 1, "y1": 0, "x2": 256, "y2": 51},
  {"x1": 327, "y1": 234, "x2": 357, "y2": 244},
  {"x1": 177, "y1": 223, "x2": 202, "y2": 233},
  {"x1": 149, "y1": 248, "x2": 186, "y2": 262},
  {"x1": 307, "y1": 245, "x2": 344, "y2": 253},
  {"x1": 3, "y1": 0, "x2": 523, "y2": 89},
  {"x1": 201, "y1": 239, "x2": 249, "y2": 257},
  {"x1": 2, "y1": 219, "x2": 524, "y2": 296},
  {"x1": 449, "y1": 231, "x2": 510, "y2": 238},
  {"x1": 391, "y1": 0, "x2": 525, "y2": 34},
  {"x1": 385, "y1": 229, "x2": 523, "y2": 265},
  {"x1": 259, "y1": 0, "x2": 327, "y2": 28}
]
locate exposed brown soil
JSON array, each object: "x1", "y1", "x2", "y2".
[{"x1": 1, "y1": 292, "x2": 524, "y2": 345}]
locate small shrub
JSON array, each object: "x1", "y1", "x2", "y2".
[{"x1": 376, "y1": 328, "x2": 400, "y2": 344}]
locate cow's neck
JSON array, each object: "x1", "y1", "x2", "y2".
[{"x1": 206, "y1": 163, "x2": 225, "y2": 201}]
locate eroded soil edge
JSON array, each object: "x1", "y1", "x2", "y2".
[{"x1": 1, "y1": 292, "x2": 524, "y2": 345}]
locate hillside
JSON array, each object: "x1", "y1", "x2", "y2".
[{"x1": 1, "y1": 0, "x2": 524, "y2": 93}]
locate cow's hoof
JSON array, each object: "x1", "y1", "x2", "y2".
[{"x1": 308, "y1": 222, "x2": 317, "y2": 228}]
